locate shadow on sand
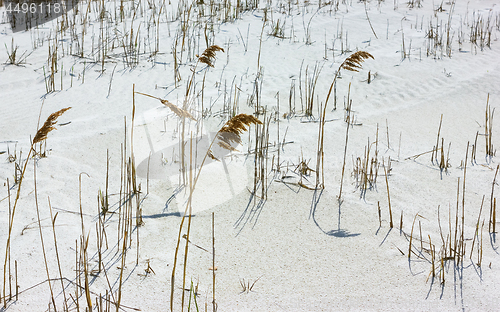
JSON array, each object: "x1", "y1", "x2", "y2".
[{"x1": 310, "y1": 189, "x2": 360, "y2": 238}]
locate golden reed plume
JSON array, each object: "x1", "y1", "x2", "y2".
[
  {"x1": 198, "y1": 45, "x2": 224, "y2": 68},
  {"x1": 160, "y1": 99, "x2": 196, "y2": 121},
  {"x1": 341, "y1": 51, "x2": 374, "y2": 72},
  {"x1": 208, "y1": 114, "x2": 262, "y2": 160},
  {"x1": 33, "y1": 107, "x2": 72, "y2": 144},
  {"x1": 134, "y1": 92, "x2": 196, "y2": 120}
]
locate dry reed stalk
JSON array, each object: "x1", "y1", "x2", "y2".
[
  {"x1": 14, "y1": 261, "x2": 17, "y2": 301},
  {"x1": 3, "y1": 107, "x2": 71, "y2": 308},
  {"x1": 470, "y1": 195, "x2": 485, "y2": 259},
  {"x1": 460, "y1": 142, "x2": 469, "y2": 264},
  {"x1": 48, "y1": 198, "x2": 68, "y2": 311},
  {"x1": 494, "y1": 198, "x2": 497, "y2": 234},
  {"x1": 384, "y1": 162, "x2": 393, "y2": 228},
  {"x1": 454, "y1": 178, "x2": 460, "y2": 261},
  {"x1": 131, "y1": 84, "x2": 138, "y2": 194},
  {"x1": 338, "y1": 83, "x2": 352, "y2": 201},
  {"x1": 437, "y1": 205, "x2": 446, "y2": 253},
  {"x1": 400, "y1": 211, "x2": 404, "y2": 235},
  {"x1": 419, "y1": 220, "x2": 423, "y2": 254},
  {"x1": 116, "y1": 229, "x2": 128, "y2": 312},
  {"x1": 485, "y1": 93, "x2": 495, "y2": 157},
  {"x1": 489, "y1": 165, "x2": 499, "y2": 233},
  {"x1": 181, "y1": 133, "x2": 194, "y2": 311},
  {"x1": 118, "y1": 142, "x2": 124, "y2": 245},
  {"x1": 5, "y1": 178, "x2": 11, "y2": 304},
  {"x1": 478, "y1": 221, "x2": 484, "y2": 266},
  {"x1": 431, "y1": 114, "x2": 443, "y2": 163},
  {"x1": 212, "y1": 212, "x2": 216, "y2": 312},
  {"x1": 75, "y1": 240, "x2": 79, "y2": 311},
  {"x1": 33, "y1": 160, "x2": 57, "y2": 309},
  {"x1": 409, "y1": 213, "x2": 419, "y2": 259},
  {"x1": 472, "y1": 131, "x2": 479, "y2": 165},
  {"x1": 257, "y1": 21, "x2": 265, "y2": 69},
  {"x1": 82, "y1": 235, "x2": 92, "y2": 311},
  {"x1": 429, "y1": 235, "x2": 435, "y2": 278},
  {"x1": 316, "y1": 51, "x2": 374, "y2": 188},
  {"x1": 100, "y1": 255, "x2": 117, "y2": 307},
  {"x1": 385, "y1": 119, "x2": 390, "y2": 150},
  {"x1": 185, "y1": 45, "x2": 225, "y2": 106},
  {"x1": 78, "y1": 172, "x2": 92, "y2": 311},
  {"x1": 171, "y1": 114, "x2": 261, "y2": 312},
  {"x1": 441, "y1": 256, "x2": 445, "y2": 284},
  {"x1": 364, "y1": 1, "x2": 378, "y2": 39},
  {"x1": 135, "y1": 92, "x2": 196, "y2": 121},
  {"x1": 378, "y1": 201, "x2": 382, "y2": 228}
]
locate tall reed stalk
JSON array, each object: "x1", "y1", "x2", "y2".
[
  {"x1": 170, "y1": 113, "x2": 261, "y2": 311},
  {"x1": 2, "y1": 107, "x2": 70, "y2": 308},
  {"x1": 316, "y1": 51, "x2": 373, "y2": 188}
]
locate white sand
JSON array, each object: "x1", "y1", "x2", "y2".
[{"x1": 1, "y1": 0, "x2": 500, "y2": 310}]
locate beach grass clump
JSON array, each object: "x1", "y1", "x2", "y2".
[{"x1": 353, "y1": 129, "x2": 380, "y2": 198}]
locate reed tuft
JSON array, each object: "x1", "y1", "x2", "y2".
[
  {"x1": 135, "y1": 92, "x2": 196, "y2": 120},
  {"x1": 212, "y1": 114, "x2": 262, "y2": 157},
  {"x1": 198, "y1": 45, "x2": 225, "y2": 67},
  {"x1": 206, "y1": 114, "x2": 262, "y2": 161},
  {"x1": 33, "y1": 107, "x2": 72, "y2": 144},
  {"x1": 341, "y1": 51, "x2": 374, "y2": 72},
  {"x1": 160, "y1": 99, "x2": 196, "y2": 121}
]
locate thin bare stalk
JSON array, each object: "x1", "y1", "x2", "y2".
[
  {"x1": 34, "y1": 157, "x2": 57, "y2": 309},
  {"x1": 384, "y1": 162, "x2": 393, "y2": 228},
  {"x1": 316, "y1": 51, "x2": 373, "y2": 188}
]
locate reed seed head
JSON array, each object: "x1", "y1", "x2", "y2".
[
  {"x1": 341, "y1": 51, "x2": 374, "y2": 72},
  {"x1": 160, "y1": 99, "x2": 196, "y2": 121},
  {"x1": 33, "y1": 107, "x2": 72, "y2": 144},
  {"x1": 209, "y1": 114, "x2": 262, "y2": 160},
  {"x1": 198, "y1": 45, "x2": 225, "y2": 67}
]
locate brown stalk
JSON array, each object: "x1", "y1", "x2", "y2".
[
  {"x1": 478, "y1": 221, "x2": 484, "y2": 266},
  {"x1": 454, "y1": 178, "x2": 460, "y2": 261},
  {"x1": 317, "y1": 51, "x2": 373, "y2": 188},
  {"x1": 432, "y1": 114, "x2": 443, "y2": 164},
  {"x1": 377, "y1": 201, "x2": 382, "y2": 228},
  {"x1": 33, "y1": 159, "x2": 57, "y2": 309},
  {"x1": 429, "y1": 235, "x2": 435, "y2": 278},
  {"x1": 338, "y1": 83, "x2": 352, "y2": 201},
  {"x1": 461, "y1": 142, "x2": 469, "y2": 264},
  {"x1": 181, "y1": 133, "x2": 194, "y2": 311},
  {"x1": 3, "y1": 107, "x2": 71, "y2": 308},
  {"x1": 400, "y1": 211, "x2": 404, "y2": 235},
  {"x1": 170, "y1": 114, "x2": 261, "y2": 311},
  {"x1": 48, "y1": 198, "x2": 68, "y2": 311},
  {"x1": 494, "y1": 198, "x2": 497, "y2": 234},
  {"x1": 490, "y1": 165, "x2": 499, "y2": 233},
  {"x1": 212, "y1": 212, "x2": 216, "y2": 312},
  {"x1": 409, "y1": 213, "x2": 419, "y2": 259},
  {"x1": 470, "y1": 195, "x2": 485, "y2": 259},
  {"x1": 384, "y1": 162, "x2": 393, "y2": 228}
]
